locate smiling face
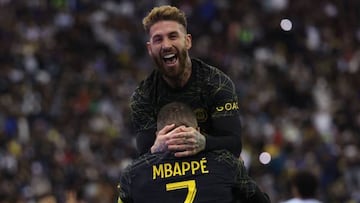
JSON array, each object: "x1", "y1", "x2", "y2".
[{"x1": 146, "y1": 20, "x2": 192, "y2": 86}]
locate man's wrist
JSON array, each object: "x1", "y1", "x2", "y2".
[
  {"x1": 151, "y1": 143, "x2": 167, "y2": 153},
  {"x1": 150, "y1": 145, "x2": 159, "y2": 153},
  {"x1": 200, "y1": 134, "x2": 206, "y2": 151}
]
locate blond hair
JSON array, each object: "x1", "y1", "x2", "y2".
[{"x1": 142, "y1": 5, "x2": 187, "y2": 33}]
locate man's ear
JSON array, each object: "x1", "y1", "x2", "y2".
[
  {"x1": 196, "y1": 127, "x2": 200, "y2": 131},
  {"x1": 146, "y1": 41, "x2": 152, "y2": 56},
  {"x1": 185, "y1": 34, "x2": 192, "y2": 50}
]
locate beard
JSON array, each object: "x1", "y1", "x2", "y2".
[{"x1": 152, "y1": 47, "x2": 188, "y2": 80}]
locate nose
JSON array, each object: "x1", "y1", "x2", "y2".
[{"x1": 161, "y1": 38, "x2": 172, "y2": 50}]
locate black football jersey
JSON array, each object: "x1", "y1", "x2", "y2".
[
  {"x1": 130, "y1": 58, "x2": 241, "y2": 155},
  {"x1": 118, "y1": 150, "x2": 255, "y2": 203}
]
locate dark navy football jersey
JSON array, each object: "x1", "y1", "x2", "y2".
[
  {"x1": 130, "y1": 58, "x2": 242, "y2": 156},
  {"x1": 118, "y1": 150, "x2": 256, "y2": 203}
]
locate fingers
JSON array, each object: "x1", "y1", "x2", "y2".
[
  {"x1": 152, "y1": 124, "x2": 176, "y2": 153},
  {"x1": 174, "y1": 150, "x2": 196, "y2": 157},
  {"x1": 156, "y1": 126, "x2": 205, "y2": 157},
  {"x1": 165, "y1": 127, "x2": 195, "y2": 142},
  {"x1": 166, "y1": 135, "x2": 193, "y2": 145},
  {"x1": 167, "y1": 135, "x2": 200, "y2": 157},
  {"x1": 166, "y1": 132, "x2": 194, "y2": 148},
  {"x1": 168, "y1": 144, "x2": 198, "y2": 157},
  {"x1": 157, "y1": 124, "x2": 176, "y2": 136}
]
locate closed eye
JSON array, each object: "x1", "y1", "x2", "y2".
[
  {"x1": 152, "y1": 36, "x2": 162, "y2": 44},
  {"x1": 168, "y1": 32, "x2": 179, "y2": 40}
]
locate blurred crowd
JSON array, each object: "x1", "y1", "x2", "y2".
[{"x1": 0, "y1": 0, "x2": 359, "y2": 202}]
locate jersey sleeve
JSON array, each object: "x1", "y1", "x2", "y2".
[
  {"x1": 205, "y1": 116, "x2": 242, "y2": 156},
  {"x1": 130, "y1": 88, "x2": 157, "y2": 155},
  {"x1": 204, "y1": 68, "x2": 242, "y2": 156},
  {"x1": 233, "y1": 159, "x2": 271, "y2": 203},
  {"x1": 208, "y1": 70, "x2": 240, "y2": 118}
]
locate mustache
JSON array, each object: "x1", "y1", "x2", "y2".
[{"x1": 160, "y1": 45, "x2": 178, "y2": 55}]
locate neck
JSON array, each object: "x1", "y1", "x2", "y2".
[{"x1": 164, "y1": 58, "x2": 192, "y2": 88}]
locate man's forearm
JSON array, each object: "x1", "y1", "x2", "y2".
[
  {"x1": 248, "y1": 187, "x2": 271, "y2": 203},
  {"x1": 205, "y1": 134, "x2": 241, "y2": 157},
  {"x1": 206, "y1": 115, "x2": 242, "y2": 156}
]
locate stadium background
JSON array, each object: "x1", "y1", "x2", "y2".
[{"x1": 0, "y1": 0, "x2": 359, "y2": 202}]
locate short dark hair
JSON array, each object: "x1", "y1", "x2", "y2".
[
  {"x1": 142, "y1": 5, "x2": 187, "y2": 33},
  {"x1": 157, "y1": 102, "x2": 197, "y2": 130},
  {"x1": 291, "y1": 170, "x2": 319, "y2": 198}
]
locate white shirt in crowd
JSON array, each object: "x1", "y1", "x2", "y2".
[{"x1": 280, "y1": 197, "x2": 322, "y2": 203}]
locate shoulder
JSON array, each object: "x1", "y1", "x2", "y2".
[
  {"x1": 122, "y1": 153, "x2": 160, "y2": 175},
  {"x1": 192, "y1": 58, "x2": 235, "y2": 90},
  {"x1": 207, "y1": 150, "x2": 240, "y2": 165},
  {"x1": 130, "y1": 70, "x2": 159, "y2": 104},
  {"x1": 192, "y1": 58, "x2": 233, "y2": 81},
  {"x1": 134, "y1": 70, "x2": 158, "y2": 93}
]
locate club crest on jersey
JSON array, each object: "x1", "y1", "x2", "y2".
[
  {"x1": 194, "y1": 108, "x2": 207, "y2": 122},
  {"x1": 216, "y1": 102, "x2": 239, "y2": 112}
]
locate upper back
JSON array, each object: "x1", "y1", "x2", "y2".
[{"x1": 125, "y1": 150, "x2": 240, "y2": 203}]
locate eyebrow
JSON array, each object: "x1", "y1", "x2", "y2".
[{"x1": 152, "y1": 30, "x2": 180, "y2": 39}]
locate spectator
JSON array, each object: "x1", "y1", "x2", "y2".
[{"x1": 280, "y1": 170, "x2": 322, "y2": 203}]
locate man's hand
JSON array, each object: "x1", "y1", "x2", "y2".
[
  {"x1": 165, "y1": 126, "x2": 206, "y2": 157},
  {"x1": 151, "y1": 124, "x2": 176, "y2": 153}
]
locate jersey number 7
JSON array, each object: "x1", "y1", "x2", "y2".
[{"x1": 166, "y1": 180, "x2": 197, "y2": 203}]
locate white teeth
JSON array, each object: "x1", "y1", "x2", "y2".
[{"x1": 163, "y1": 54, "x2": 175, "y2": 59}]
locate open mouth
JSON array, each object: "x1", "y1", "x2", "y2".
[{"x1": 163, "y1": 53, "x2": 178, "y2": 65}]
